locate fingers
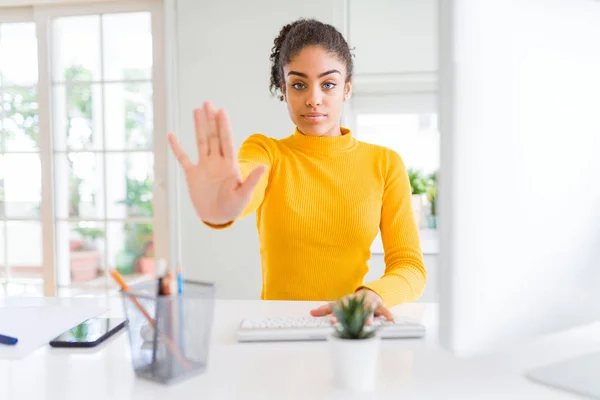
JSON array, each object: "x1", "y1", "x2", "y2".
[
  {"x1": 309, "y1": 291, "x2": 393, "y2": 328},
  {"x1": 194, "y1": 107, "x2": 209, "y2": 157},
  {"x1": 217, "y1": 109, "x2": 235, "y2": 159},
  {"x1": 195, "y1": 101, "x2": 233, "y2": 159},
  {"x1": 309, "y1": 303, "x2": 332, "y2": 317},
  {"x1": 168, "y1": 133, "x2": 193, "y2": 170},
  {"x1": 374, "y1": 306, "x2": 395, "y2": 322},
  {"x1": 205, "y1": 102, "x2": 220, "y2": 156},
  {"x1": 238, "y1": 165, "x2": 267, "y2": 198}
]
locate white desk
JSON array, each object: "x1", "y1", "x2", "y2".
[{"x1": 1, "y1": 297, "x2": 598, "y2": 399}]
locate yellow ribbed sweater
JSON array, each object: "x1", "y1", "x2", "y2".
[{"x1": 206, "y1": 127, "x2": 426, "y2": 307}]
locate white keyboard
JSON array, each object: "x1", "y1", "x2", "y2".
[{"x1": 237, "y1": 315, "x2": 426, "y2": 342}]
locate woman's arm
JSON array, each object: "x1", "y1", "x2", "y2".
[{"x1": 359, "y1": 150, "x2": 427, "y2": 307}]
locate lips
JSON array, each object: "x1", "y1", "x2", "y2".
[{"x1": 302, "y1": 113, "x2": 327, "y2": 122}]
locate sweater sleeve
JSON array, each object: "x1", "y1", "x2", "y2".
[
  {"x1": 203, "y1": 133, "x2": 276, "y2": 229},
  {"x1": 360, "y1": 150, "x2": 427, "y2": 306}
]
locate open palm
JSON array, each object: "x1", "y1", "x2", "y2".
[{"x1": 168, "y1": 102, "x2": 266, "y2": 226}]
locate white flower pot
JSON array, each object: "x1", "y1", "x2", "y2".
[{"x1": 329, "y1": 333, "x2": 380, "y2": 392}]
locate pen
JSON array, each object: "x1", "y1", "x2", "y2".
[
  {"x1": 0, "y1": 334, "x2": 18, "y2": 345},
  {"x1": 163, "y1": 270, "x2": 173, "y2": 296},
  {"x1": 154, "y1": 259, "x2": 168, "y2": 364},
  {"x1": 176, "y1": 264, "x2": 185, "y2": 363},
  {"x1": 176, "y1": 264, "x2": 184, "y2": 294},
  {"x1": 157, "y1": 259, "x2": 168, "y2": 296}
]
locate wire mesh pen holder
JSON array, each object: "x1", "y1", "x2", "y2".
[{"x1": 121, "y1": 280, "x2": 216, "y2": 385}]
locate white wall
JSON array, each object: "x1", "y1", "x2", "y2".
[
  {"x1": 172, "y1": 0, "x2": 438, "y2": 300},
  {"x1": 349, "y1": 0, "x2": 438, "y2": 76}
]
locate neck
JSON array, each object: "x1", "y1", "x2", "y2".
[{"x1": 298, "y1": 123, "x2": 343, "y2": 137}]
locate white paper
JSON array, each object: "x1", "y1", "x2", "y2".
[{"x1": 0, "y1": 298, "x2": 107, "y2": 360}]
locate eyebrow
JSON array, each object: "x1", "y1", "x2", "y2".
[{"x1": 287, "y1": 69, "x2": 341, "y2": 78}]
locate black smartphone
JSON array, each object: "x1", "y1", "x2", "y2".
[{"x1": 49, "y1": 318, "x2": 128, "y2": 348}]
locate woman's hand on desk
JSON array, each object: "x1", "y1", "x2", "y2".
[
  {"x1": 309, "y1": 289, "x2": 394, "y2": 324},
  {"x1": 168, "y1": 102, "x2": 266, "y2": 225}
]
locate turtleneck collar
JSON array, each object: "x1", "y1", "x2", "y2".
[{"x1": 288, "y1": 126, "x2": 357, "y2": 154}]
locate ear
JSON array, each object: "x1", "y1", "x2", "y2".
[
  {"x1": 280, "y1": 84, "x2": 287, "y2": 102},
  {"x1": 343, "y1": 80, "x2": 353, "y2": 102}
]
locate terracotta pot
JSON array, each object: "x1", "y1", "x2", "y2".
[
  {"x1": 69, "y1": 239, "x2": 84, "y2": 251},
  {"x1": 138, "y1": 257, "x2": 156, "y2": 275},
  {"x1": 70, "y1": 250, "x2": 100, "y2": 282}
]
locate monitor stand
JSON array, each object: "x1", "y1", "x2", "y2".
[{"x1": 526, "y1": 352, "x2": 600, "y2": 399}]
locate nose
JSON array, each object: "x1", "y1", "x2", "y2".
[{"x1": 305, "y1": 87, "x2": 322, "y2": 108}]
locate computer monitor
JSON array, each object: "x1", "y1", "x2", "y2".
[{"x1": 438, "y1": 0, "x2": 600, "y2": 398}]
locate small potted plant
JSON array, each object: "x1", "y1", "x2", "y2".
[
  {"x1": 117, "y1": 178, "x2": 155, "y2": 275},
  {"x1": 408, "y1": 168, "x2": 427, "y2": 229},
  {"x1": 426, "y1": 172, "x2": 438, "y2": 229},
  {"x1": 137, "y1": 240, "x2": 155, "y2": 275},
  {"x1": 329, "y1": 294, "x2": 380, "y2": 392},
  {"x1": 70, "y1": 226, "x2": 103, "y2": 282}
]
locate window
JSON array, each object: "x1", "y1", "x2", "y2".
[
  {"x1": 0, "y1": 19, "x2": 44, "y2": 295},
  {"x1": 356, "y1": 113, "x2": 439, "y2": 175},
  {"x1": 351, "y1": 93, "x2": 439, "y2": 175},
  {"x1": 51, "y1": 12, "x2": 156, "y2": 291},
  {"x1": 0, "y1": 1, "x2": 167, "y2": 297},
  {"x1": 351, "y1": 93, "x2": 439, "y2": 254}
]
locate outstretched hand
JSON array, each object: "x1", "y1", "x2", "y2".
[{"x1": 168, "y1": 102, "x2": 266, "y2": 225}]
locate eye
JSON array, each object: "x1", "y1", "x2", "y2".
[
  {"x1": 322, "y1": 82, "x2": 337, "y2": 90},
  {"x1": 292, "y1": 82, "x2": 306, "y2": 90}
]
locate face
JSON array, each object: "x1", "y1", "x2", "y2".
[{"x1": 281, "y1": 45, "x2": 352, "y2": 137}]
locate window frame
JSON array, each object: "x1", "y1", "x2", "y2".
[
  {"x1": 0, "y1": 0, "x2": 168, "y2": 296},
  {"x1": 0, "y1": 7, "x2": 37, "y2": 291}
]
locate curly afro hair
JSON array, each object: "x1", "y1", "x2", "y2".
[{"x1": 269, "y1": 18, "x2": 354, "y2": 101}]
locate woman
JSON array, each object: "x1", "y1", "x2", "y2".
[{"x1": 168, "y1": 18, "x2": 426, "y2": 321}]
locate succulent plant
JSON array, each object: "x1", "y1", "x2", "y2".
[{"x1": 331, "y1": 293, "x2": 377, "y2": 340}]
